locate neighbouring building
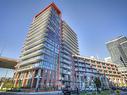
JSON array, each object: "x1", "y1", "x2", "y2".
[
  {"x1": 106, "y1": 36, "x2": 127, "y2": 71},
  {"x1": 0, "y1": 56, "x2": 17, "y2": 89},
  {"x1": 106, "y1": 36, "x2": 127, "y2": 81},
  {"x1": 73, "y1": 55, "x2": 126, "y2": 90},
  {"x1": 0, "y1": 56, "x2": 17, "y2": 78},
  {"x1": 121, "y1": 40, "x2": 127, "y2": 60}
]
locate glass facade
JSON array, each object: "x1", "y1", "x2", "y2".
[
  {"x1": 60, "y1": 21, "x2": 79, "y2": 88},
  {"x1": 13, "y1": 3, "x2": 127, "y2": 91},
  {"x1": 106, "y1": 36, "x2": 127, "y2": 71},
  {"x1": 14, "y1": 3, "x2": 61, "y2": 90}
]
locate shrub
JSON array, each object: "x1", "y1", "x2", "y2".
[
  {"x1": 115, "y1": 90, "x2": 120, "y2": 95},
  {"x1": 92, "y1": 92, "x2": 96, "y2": 95}
]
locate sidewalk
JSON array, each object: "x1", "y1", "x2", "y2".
[{"x1": 0, "y1": 91, "x2": 63, "y2": 95}]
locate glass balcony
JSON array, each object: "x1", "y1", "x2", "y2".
[
  {"x1": 23, "y1": 39, "x2": 45, "y2": 50},
  {"x1": 62, "y1": 59, "x2": 71, "y2": 64},
  {"x1": 61, "y1": 64, "x2": 71, "y2": 70},
  {"x1": 21, "y1": 50, "x2": 43, "y2": 60},
  {"x1": 21, "y1": 56, "x2": 42, "y2": 65},
  {"x1": 26, "y1": 32, "x2": 47, "y2": 44},
  {"x1": 62, "y1": 54, "x2": 71, "y2": 61},
  {"x1": 61, "y1": 69, "x2": 71, "y2": 75},
  {"x1": 22, "y1": 44, "x2": 44, "y2": 55}
]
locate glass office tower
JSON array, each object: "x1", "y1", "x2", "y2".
[
  {"x1": 107, "y1": 36, "x2": 127, "y2": 81},
  {"x1": 106, "y1": 36, "x2": 127, "y2": 72},
  {"x1": 14, "y1": 3, "x2": 61, "y2": 90}
]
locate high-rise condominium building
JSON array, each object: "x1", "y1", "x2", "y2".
[
  {"x1": 106, "y1": 36, "x2": 127, "y2": 72},
  {"x1": 14, "y1": 3, "x2": 61, "y2": 90},
  {"x1": 60, "y1": 21, "x2": 79, "y2": 88},
  {"x1": 14, "y1": 3, "x2": 79, "y2": 90}
]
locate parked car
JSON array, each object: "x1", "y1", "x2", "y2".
[
  {"x1": 62, "y1": 86, "x2": 71, "y2": 95},
  {"x1": 7, "y1": 88, "x2": 21, "y2": 92},
  {"x1": 85, "y1": 86, "x2": 96, "y2": 91},
  {"x1": 85, "y1": 87, "x2": 90, "y2": 91},
  {"x1": 111, "y1": 87, "x2": 117, "y2": 90},
  {"x1": 120, "y1": 87, "x2": 127, "y2": 91}
]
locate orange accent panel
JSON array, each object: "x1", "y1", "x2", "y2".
[{"x1": 35, "y1": 3, "x2": 61, "y2": 18}]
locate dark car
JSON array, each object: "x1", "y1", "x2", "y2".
[
  {"x1": 121, "y1": 87, "x2": 127, "y2": 91},
  {"x1": 62, "y1": 86, "x2": 71, "y2": 95},
  {"x1": 7, "y1": 88, "x2": 21, "y2": 92},
  {"x1": 111, "y1": 87, "x2": 117, "y2": 90}
]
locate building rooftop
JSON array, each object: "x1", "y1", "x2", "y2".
[
  {"x1": 106, "y1": 35, "x2": 125, "y2": 44},
  {"x1": 35, "y1": 2, "x2": 61, "y2": 18},
  {"x1": 73, "y1": 54, "x2": 116, "y2": 65}
]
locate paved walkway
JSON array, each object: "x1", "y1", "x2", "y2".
[
  {"x1": 119, "y1": 91, "x2": 127, "y2": 95},
  {"x1": 112, "y1": 91, "x2": 127, "y2": 95},
  {"x1": 0, "y1": 91, "x2": 63, "y2": 95}
]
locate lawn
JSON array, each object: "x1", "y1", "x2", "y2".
[{"x1": 80, "y1": 90, "x2": 113, "y2": 95}]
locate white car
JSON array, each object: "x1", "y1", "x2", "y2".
[{"x1": 85, "y1": 86, "x2": 97, "y2": 91}]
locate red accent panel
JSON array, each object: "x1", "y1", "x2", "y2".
[
  {"x1": 56, "y1": 19, "x2": 62, "y2": 87},
  {"x1": 31, "y1": 70, "x2": 35, "y2": 88},
  {"x1": 35, "y1": 3, "x2": 61, "y2": 18},
  {"x1": 14, "y1": 73, "x2": 19, "y2": 87},
  {"x1": 41, "y1": 69, "x2": 45, "y2": 88}
]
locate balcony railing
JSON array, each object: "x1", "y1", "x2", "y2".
[
  {"x1": 61, "y1": 59, "x2": 71, "y2": 64},
  {"x1": 21, "y1": 56, "x2": 42, "y2": 66},
  {"x1": 21, "y1": 50, "x2": 43, "y2": 61},
  {"x1": 16, "y1": 62, "x2": 41, "y2": 72},
  {"x1": 23, "y1": 39, "x2": 45, "y2": 50},
  {"x1": 61, "y1": 69, "x2": 71, "y2": 75},
  {"x1": 61, "y1": 64, "x2": 71, "y2": 70},
  {"x1": 22, "y1": 44, "x2": 44, "y2": 55}
]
